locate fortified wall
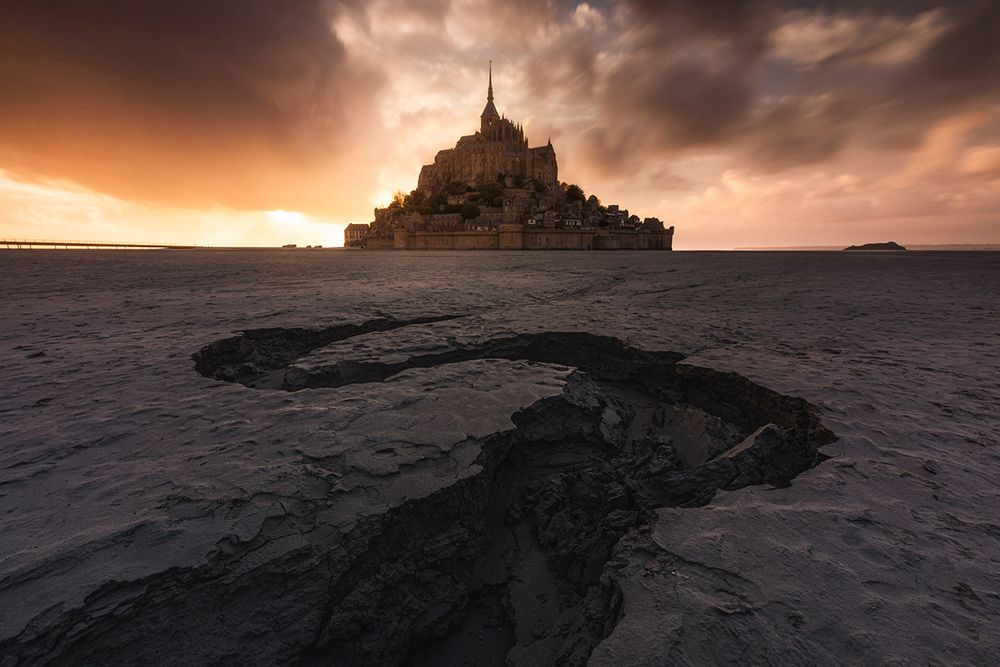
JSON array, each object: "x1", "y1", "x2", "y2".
[{"x1": 365, "y1": 224, "x2": 674, "y2": 251}]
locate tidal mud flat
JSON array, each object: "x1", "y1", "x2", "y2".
[{"x1": 1, "y1": 250, "x2": 998, "y2": 665}]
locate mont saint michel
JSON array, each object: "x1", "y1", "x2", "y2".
[
  {"x1": 5, "y1": 3, "x2": 1000, "y2": 666},
  {"x1": 350, "y1": 65, "x2": 674, "y2": 251}
]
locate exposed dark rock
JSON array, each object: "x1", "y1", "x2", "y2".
[
  {"x1": 191, "y1": 315, "x2": 462, "y2": 387},
  {"x1": 0, "y1": 325, "x2": 834, "y2": 665},
  {"x1": 842, "y1": 241, "x2": 907, "y2": 251}
]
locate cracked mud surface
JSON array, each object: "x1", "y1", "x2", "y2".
[
  {"x1": 2, "y1": 320, "x2": 833, "y2": 665},
  {"x1": 186, "y1": 325, "x2": 830, "y2": 665},
  {"x1": 4, "y1": 250, "x2": 999, "y2": 666}
]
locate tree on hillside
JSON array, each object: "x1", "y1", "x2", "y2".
[
  {"x1": 566, "y1": 184, "x2": 585, "y2": 203},
  {"x1": 480, "y1": 181, "x2": 504, "y2": 202},
  {"x1": 389, "y1": 190, "x2": 406, "y2": 210},
  {"x1": 461, "y1": 203, "x2": 481, "y2": 221},
  {"x1": 418, "y1": 192, "x2": 444, "y2": 215},
  {"x1": 403, "y1": 190, "x2": 424, "y2": 212}
]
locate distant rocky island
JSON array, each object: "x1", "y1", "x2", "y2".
[
  {"x1": 843, "y1": 241, "x2": 907, "y2": 252},
  {"x1": 346, "y1": 64, "x2": 673, "y2": 251}
]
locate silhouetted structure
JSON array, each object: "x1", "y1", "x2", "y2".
[
  {"x1": 364, "y1": 64, "x2": 674, "y2": 251},
  {"x1": 417, "y1": 62, "x2": 557, "y2": 193}
]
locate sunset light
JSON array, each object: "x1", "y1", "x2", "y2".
[
  {"x1": 3, "y1": 3, "x2": 1000, "y2": 665},
  {"x1": 2, "y1": 1, "x2": 998, "y2": 249}
]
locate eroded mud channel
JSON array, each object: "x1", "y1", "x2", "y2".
[
  {"x1": 0, "y1": 319, "x2": 835, "y2": 665},
  {"x1": 185, "y1": 319, "x2": 835, "y2": 666}
]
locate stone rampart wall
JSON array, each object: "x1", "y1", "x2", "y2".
[{"x1": 366, "y1": 225, "x2": 673, "y2": 250}]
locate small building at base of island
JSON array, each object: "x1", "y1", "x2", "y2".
[
  {"x1": 357, "y1": 63, "x2": 675, "y2": 251},
  {"x1": 343, "y1": 223, "x2": 370, "y2": 248}
]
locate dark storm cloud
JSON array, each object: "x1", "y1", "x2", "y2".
[
  {"x1": 893, "y1": 1, "x2": 1000, "y2": 109},
  {"x1": 562, "y1": 0, "x2": 1000, "y2": 175},
  {"x1": 743, "y1": 97, "x2": 851, "y2": 170},
  {"x1": 2, "y1": 0, "x2": 998, "y2": 216},
  {"x1": 751, "y1": 0, "x2": 1000, "y2": 166},
  {"x1": 599, "y1": 58, "x2": 754, "y2": 151},
  {"x1": 567, "y1": 0, "x2": 774, "y2": 173},
  {"x1": 624, "y1": 0, "x2": 772, "y2": 45},
  {"x1": 0, "y1": 0, "x2": 382, "y2": 211},
  {"x1": 635, "y1": 61, "x2": 753, "y2": 143}
]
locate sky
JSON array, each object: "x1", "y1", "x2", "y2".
[{"x1": 1, "y1": 0, "x2": 998, "y2": 249}]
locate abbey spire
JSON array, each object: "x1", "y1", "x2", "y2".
[
  {"x1": 416, "y1": 62, "x2": 557, "y2": 193},
  {"x1": 488, "y1": 60, "x2": 494, "y2": 103},
  {"x1": 481, "y1": 60, "x2": 500, "y2": 129}
]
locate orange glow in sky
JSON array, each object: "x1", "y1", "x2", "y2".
[{"x1": 1, "y1": 2, "x2": 999, "y2": 249}]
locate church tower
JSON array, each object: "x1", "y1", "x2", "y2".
[
  {"x1": 416, "y1": 61, "x2": 557, "y2": 193},
  {"x1": 480, "y1": 60, "x2": 500, "y2": 135}
]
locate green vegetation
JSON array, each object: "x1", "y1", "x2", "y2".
[
  {"x1": 391, "y1": 180, "x2": 508, "y2": 218},
  {"x1": 479, "y1": 181, "x2": 504, "y2": 201},
  {"x1": 461, "y1": 203, "x2": 481, "y2": 220},
  {"x1": 566, "y1": 184, "x2": 585, "y2": 203}
]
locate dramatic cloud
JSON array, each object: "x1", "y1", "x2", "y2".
[
  {"x1": 0, "y1": 0, "x2": 383, "y2": 215},
  {"x1": 1, "y1": 0, "x2": 998, "y2": 248}
]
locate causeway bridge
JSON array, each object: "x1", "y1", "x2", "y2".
[{"x1": 1, "y1": 239, "x2": 200, "y2": 250}]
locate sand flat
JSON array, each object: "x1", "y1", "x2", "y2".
[{"x1": 1, "y1": 249, "x2": 998, "y2": 664}]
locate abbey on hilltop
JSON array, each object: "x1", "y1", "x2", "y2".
[
  {"x1": 417, "y1": 63, "x2": 558, "y2": 192},
  {"x1": 354, "y1": 64, "x2": 673, "y2": 251}
]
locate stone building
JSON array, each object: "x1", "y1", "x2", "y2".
[
  {"x1": 417, "y1": 63, "x2": 558, "y2": 193},
  {"x1": 362, "y1": 63, "x2": 674, "y2": 251},
  {"x1": 343, "y1": 223, "x2": 369, "y2": 248}
]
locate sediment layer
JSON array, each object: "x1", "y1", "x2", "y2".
[{"x1": 2, "y1": 323, "x2": 834, "y2": 666}]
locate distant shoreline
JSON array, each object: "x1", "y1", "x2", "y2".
[
  {"x1": 734, "y1": 244, "x2": 1000, "y2": 251},
  {"x1": 4, "y1": 245, "x2": 999, "y2": 253}
]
